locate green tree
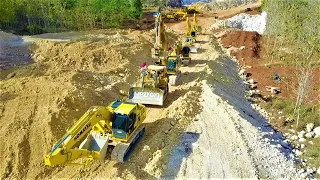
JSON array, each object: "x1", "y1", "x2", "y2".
[{"x1": 130, "y1": 0, "x2": 143, "y2": 19}]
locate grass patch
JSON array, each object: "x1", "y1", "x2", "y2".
[
  {"x1": 301, "y1": 138, "x2": 320, "y2": 178},
  {"x1": 264, "y1": 97, "x2": 320, "y2": 131}
]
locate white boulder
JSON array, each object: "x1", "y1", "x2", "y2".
[
  {"x1": 306, "y1": 123, "x2": 314, "y2": 132},
  {"x1": 291, "y1": 135, "x2": 298, "y2": 140},
  {"x1": 313, "y1": 126, "x2": 320, "y2": 136},
  {"x1": 305, "y1": 132, "x2": 314, "y2": 138},
  {"x1": 298, "y1": 131, "x2": 305, "y2": 138},
  {"x1": 298, "y1": 138, "x2": 306, "y2": 142}
]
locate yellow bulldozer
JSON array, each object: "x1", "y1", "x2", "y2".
[
  {"x1": 128, "y1": 65, "x2": 169, "y2": 106},
  {"x1": 44, "y1": 100, "x2": 146, "y2": 166}
]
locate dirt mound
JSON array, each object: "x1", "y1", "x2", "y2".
[
  {"x1": 0, "y1": 29, "x2": 153, "y2": 179},
  {"x1": 220, "y1": 30, "x2": 320, "y2": 103},
  {"x1": 32, "y1": 40, "x2": 128, "y2": 73},
  {"x1": 0, "y1": 28, "x2": 189, "y2": 179},
  {"x1": 222, "y1": 30, "x2": 261, "y2": 60}
]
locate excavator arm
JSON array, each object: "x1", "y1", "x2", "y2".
[
  {"x1": 152, "y1": 13, "x2": 168, "y2": 62},
  {"x1": 185, "y1": 17, "x2": 192, "y2": 36},
  {"x1": 155, "y1": 13, "x2": 168, "y2": 51},
  {"x1": 45, "y1": 106, "x2": 112, "y2": 166},
  {"x1": 193, "y1": 13, "x2": 201, "y2": 33}
]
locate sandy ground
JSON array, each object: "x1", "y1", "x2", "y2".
[{"x1": 0, "y1": 5, "x2": 302, "y2": 179}]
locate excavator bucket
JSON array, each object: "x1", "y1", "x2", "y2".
[
  {"x1": 190, "y1": 46, "x2": 197, "y2": 53},
  {"x1": 128, "y1": 87, "x2": 165, "y2": 106},
  {"x1": 79, "y1": 132, "x2": 110, "y2": 163},
  {"x1": 181, "y1": 57, "x2": 191, "y2": 66}
]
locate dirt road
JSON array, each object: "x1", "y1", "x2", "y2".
[{"x1": 160, "y1": 34, "x2": 300, "y2": 179}]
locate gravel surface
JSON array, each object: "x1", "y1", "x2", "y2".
[{"x1": 163, "y1": 34, "x2": 300, "y2": 179}]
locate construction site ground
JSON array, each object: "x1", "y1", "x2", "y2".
[{"x1": 0, "y1": 6, "x2": 304, "y2": 179}]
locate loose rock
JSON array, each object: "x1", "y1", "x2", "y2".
[
  {"x1": 291, "y1": 135, "x2": 298, "y2": 140},
  {"x1": 313, "y1": 126, "x2": 320, "y2": 136},
  {"x1": 306, "y1": 123, "x2": 314, "y2": 133},
  {"x1": 305, "y1": 132, "x2": 314, "y2": 138}
]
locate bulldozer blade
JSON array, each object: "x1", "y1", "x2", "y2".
[
  {"x1": 169, "y1": 71, "x2": 181, "y2": 86},
  {"x1": 128, "y1": 87, "x2": 165, "y2": 106},
  {"x1": 190, "y1": 46, "x2": 197, "y2": 53},
  {"x1": 182, "y1": 57, "x2": 191, "y2": 66}
]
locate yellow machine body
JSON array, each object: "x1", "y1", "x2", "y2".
[
  {"x1": 128, "y1": 65, "x2": 169, "y2": 106},
  {"x1": 44, "y1": 100, "x2": 146, "y2": 166},
  {"x1": 152, "y1": 13, "x2": 168, "y2": 61},
  {"x1": 164, "y1": 9, "x2": 187, "y2": 21},
  {"x1": 183, "y1": 17, "x2": 197, "y2": 53}
]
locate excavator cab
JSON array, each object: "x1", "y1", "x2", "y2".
[
  {"x1": 112, "y1": 104, "x2": 136, "y2": 140},
  {"x1": 181, "y1": 46, "x2": 191, "y2": 66},
  {"x1": 167, "y1": 56, "x2": 180, "y2": 73},
  {"x1": 183, "y1": 36, "x2": 197, "y2": 53},
  {"x1": 167, "y1": 56, "x2": 182, "y2": 86},
  {"x1": 191, "y1": 31, "x2": 196, "y2": 37}
]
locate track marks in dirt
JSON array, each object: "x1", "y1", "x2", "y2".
[{"x1": 17, "y1": 133, "x2": 31, "y2": 177}]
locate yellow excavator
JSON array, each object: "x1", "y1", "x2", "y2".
[
  {"x1": 170, "y1": 41, "x2": 191, "y2": 66},
  {"x1": 183, "y1": 4, "x2": 202, "y2": 14},
  {"x1": 193, "y1": 13, "x2": 202, "y2": 34},
  {"x1": 183, "y1": 17, "x2": 197, "y2": 53},
  {"x1": 152, "y1": 13, "x2": 168, "y2": 64},
  {"x1": 128, "y1": 65, "x2": 169, "y2": 106},
  {"x1": 44, "y1": 100, "x2": 146, "y2": 166},
  {"x1": 164, "y1": 9, "x2": 187, "y2": 22},
  {"x1": 152, "y1": 12, "x2": 181, "y2": 86}
]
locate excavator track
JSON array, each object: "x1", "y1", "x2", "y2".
[{"x1": 111, "y1": 126, "x2": 145, "y2": 163}]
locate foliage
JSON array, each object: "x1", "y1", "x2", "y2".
[
  {"x1": 0, "y1": 0, "x2": 143, "y2": 34},
  {"x1": 130, "y1": 0, "x2": 143, "y2": 18},
  {"x1": 265, "y1": 97, "x2": 320, "y2": 130},
  {"x1": 263, "y1": 0, "x2": 320, "y2": 128},
  {"x1": 263, "y1": 0, "x2": 320, "y2": 65}
]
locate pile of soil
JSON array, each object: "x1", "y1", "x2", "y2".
[
  {"x1": 0, "y1": 28, "x2": 199, "y2": 179},
  {"x1": 222, "y1": 30, "x2": 261, "y2": 61},
  {"x1": 221, "y1": 30, "x2": 320, "y2": 103}
]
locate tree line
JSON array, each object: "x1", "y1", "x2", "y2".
[
  {"x1": 0, "y1": 0, "x2": 143, "y2": 34},
  {"x1": 262, "y1": 0, "x2": 320, "y2": 127}
]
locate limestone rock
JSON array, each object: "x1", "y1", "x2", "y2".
[
  {"x1": 306, "y1": 123, "x2": 314, "y2": 133},
  {"x1": 305, "y1": 132, "x2": 314, "y2": 138},
  {"x1": 313, "y1": 126, "x2": 320, "y2": 136}
]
